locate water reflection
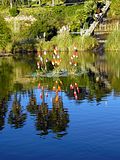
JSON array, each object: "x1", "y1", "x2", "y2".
[
  {"x1": 51, "y1": 94, "x2": 69, "y2": 137},
  {"x1": 27, "y1": 84, "x2": 69, "y2": 137},
  {"x1": 8, "y1": 94, "x2": 27, "y2": 129},
  {"x1": 27, "y1": 90, "x2": 38, "y2": 115},
  {"x1": 35, "y1": 95, "x2": 69, "y2": 138},
  {"x1": 36, "y1": 102, "x2": 49, "y2": 136},
  {"x1": 0, "y1": 52, "x2": 120, "y2": 135},
  {"x1": 0, "y1": 98, "x2": 7, "y2": 130}
]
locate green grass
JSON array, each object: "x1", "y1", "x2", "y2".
[
  {"x1": 105, "y1": 30, "x2": 120, "y2": 51},
  {"x1": 108, "y1": 0, "x2": 120, "y2": 18},
  {"x1": 38, "y1": 33, "x2": 98, "y2": 52}
]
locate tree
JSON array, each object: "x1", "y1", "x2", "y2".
[
  {"x1": 27, "y1": 12, "x2": 60, "y2": 40},
  {"x1": 84, "y1": 0, "x2": 96, "y2": 15},
  {"x1": 0, "y1": 15, "x2": 11, "y2": 49}
]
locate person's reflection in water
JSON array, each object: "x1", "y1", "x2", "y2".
[
  {"x1": 8, "y1": 94, "x2": 27, "y2": 129},
  {"x1": 0, "y1": 98, "x2": 7, "y2": 131}
]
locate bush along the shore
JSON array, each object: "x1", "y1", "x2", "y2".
[
  {"x1": 0, "y1": 15, "x2": 11, "y2": 52},
  {"x1": 105, "y1": 30, "x2": 120, "y2": 51},
  {"x1": 37, "y1": 33, "x2": 98, "y2": 52},
  {"x1": 9, "y1": 7, "x2": 20, "y2": 17},
  {"x1": 11, "y1": 32, "x2": 98, "y2": 54},
  {"x1": 109, "y1": 0, "x2": 120, "y2": 18}
]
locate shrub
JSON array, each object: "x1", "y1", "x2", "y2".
[
  {"x1": 109, "y1": 0, "x2": 120, "y2": 18},
  {"x1": 105, "y1": 30, "x2": 120, "y2": 51},
  {"x1": 9, "y1": 7, "x2": 20, "y2": 17},
  {"x1": 0, "y1": 15, "x2": 11, "y2": 49}
]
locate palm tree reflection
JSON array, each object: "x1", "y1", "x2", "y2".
[{"x1": 8, "y1": 95, "x2": 27, "y2": 129}]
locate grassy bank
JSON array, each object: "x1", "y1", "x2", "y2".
[
  {"x1": 37, "y1": 33, "x2": 98, "y2": 51},
  {"x1": 105, "y1": 30, "x2": 120, "y2": 51},
  {"x1": 108, "y1": 0, "x2": 120, "y2": 19}
]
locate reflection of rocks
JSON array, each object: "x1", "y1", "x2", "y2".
[{"x1": 8, "y1": 96, "x2": 27, "y2": 129}]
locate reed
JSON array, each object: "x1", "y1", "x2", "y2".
[
  {"x1": 39, "y1": 33, "x2": 98, "y2": 52},
  {"x1": 105, "y1": 30, "x2": 120, "y2": 51}
]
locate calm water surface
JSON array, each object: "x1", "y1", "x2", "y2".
[{"x1": 0, "y1": 54, "x2": 120, "y2": 160}]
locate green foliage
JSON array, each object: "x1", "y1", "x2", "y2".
[
  {"x1": 0, "y1": 1, "x2": 99, "y2": 52},
  {"x1": 27, "y1": 4, "x2": 89, "y2": 40},
  {"x1": 27, "y1": 11, "x2": 60, "y2": 40},
  {"x1": 51, "y1": 33, "x2": 73, "y2": 50},
  {"x1": 9, "y1": 7, "x2": 20, "y2": 17},
  {"x1": 109, "y1": 0, "x2": 120, "y2": 18},
  {"x1": 105, "y1": 30, "x2": 120, "y2": 51},
  {"x1": 0, "y1": 0, "x2": 10, "y2": 7},
  {"x1": 0, "y1": 15, "x2": 11, "y2": 49},
  {"x1": 84, "y1": 0, "x2": 96, "y2": 15},
  {"x1": 38, "y1": 33, "x2": 98, "y2": 51},
  {"x1": 12, "y1": 39, "x2": 37, "y2": 53},
  {"x1": 70, "y1": 35, "x2": 98, "y2": 51}
]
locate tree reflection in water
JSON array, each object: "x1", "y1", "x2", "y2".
[
  {"x1": 0, "y1": 98, "x2": 7, "y2": 131},
  {"x1": 8, "y1": 94, "x2": 27, "y2": 129}
]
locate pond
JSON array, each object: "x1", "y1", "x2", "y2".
[{"x1": 0, "y1": 52, "x2": 120, "y2": 160}]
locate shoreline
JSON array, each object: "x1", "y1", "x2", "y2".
[{"x1": 0, "y1": 53, "x2": 13, "y2": 57}]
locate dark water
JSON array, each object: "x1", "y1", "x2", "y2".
[{"x1": 0, "y1": 54, "x2": 120, "y2": 160}]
